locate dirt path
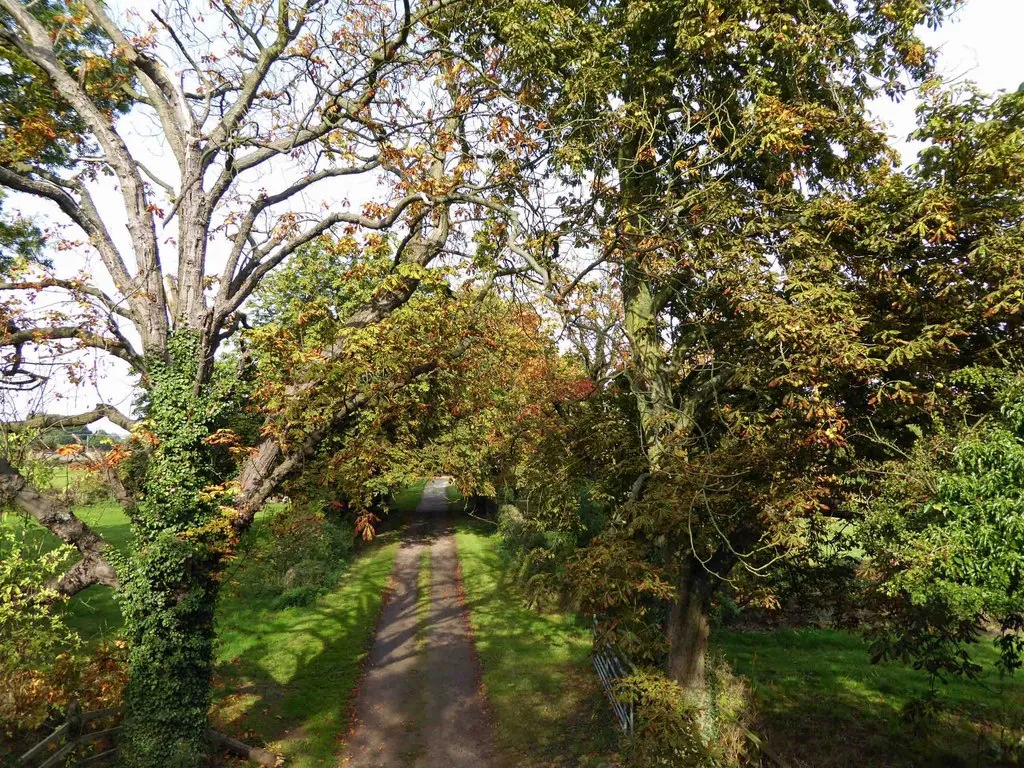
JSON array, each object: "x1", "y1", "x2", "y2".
[{"x1": 342, "y1": 479, "x2": 496, "y2": 767}]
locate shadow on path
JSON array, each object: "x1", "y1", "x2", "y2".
[{"x1": 342, "y1": 478, "x2": 497, "y2": 768}]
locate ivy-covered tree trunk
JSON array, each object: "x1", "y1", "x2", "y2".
[
  {"x1": 119, "y1": 545, "x2": 219, "y2": 767},
  {"x1": 117, "y1": 333, "x2": 225, "y2": 768}
]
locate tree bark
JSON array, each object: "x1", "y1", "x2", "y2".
[
  {"x1": 622, "y1": 268, "x2": 677, "y2": 465},
  {"x1": 115, "y1": 336, "x2": 222, "y2": 768},
  {"x1": 665, "y1": 557, "x2": 713, "y2": 692},
  {"x1": 3, "y1": 405, "x2": 136, "y2": 433}
]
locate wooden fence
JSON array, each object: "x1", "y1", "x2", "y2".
[
  {"x1": 18, "y1": 704, "x2": 120, "y2": 768},
  {"x1": 18, "y1": 705, "x2": 280, "y2": 767}
]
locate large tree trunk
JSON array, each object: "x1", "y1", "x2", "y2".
[
  {"x1": 622, "y1": 268, "x2": 677, "y2": 465},
  {"x1": 118, "y1": 540, "x2": 219, "y2": 768},
  {"x1": 116, "y1": 331, "x2": 223, "y2": 768},
  {"x1": 615, "y1": 91, "x2": 713, "y2": 697},
  {"x1": 665, "y1": 558, "x2": 713, "y2": 692}
]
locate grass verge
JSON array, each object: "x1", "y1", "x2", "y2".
[
  {"x1": 716, "y1": 627, "x2": 1024, "y2": 767},
  {"x1": 212, "y1": 534, "x2": 399, "y2": 768},
  {"x1": 388, "y1": 479, "x2": 428, "y2": 516},
  {"x1": 453, "y1": 519, "x2": 617, "y2": 767}
]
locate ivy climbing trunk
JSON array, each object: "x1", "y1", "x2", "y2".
[
  {"x1": 117, "y1": 332, "x2": 224, "y2": 768},
  {"x1": 118, "y1": 545, "x2": 219, "y2": 767}
]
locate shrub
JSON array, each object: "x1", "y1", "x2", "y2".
[
  {"x1": 709, "y1": 594, "x2": 743, "y2": 630},
  {"x1": 497, "y1": 504, "x2": 545, "y2": 556},
  {"x1": 619, "y1": 659, "x2": 750, "y2": 768},
  {"x1": 497, "y1": 504, "x2": 582, "y2": 606},
  {"x1": 226, "y1": 503, "x2": 354, "y2": 604},
  {"x1": 860, "y1": 370, "x2": 1024, "y2": 682},
  {"x1": 0, "y1": 526, "x2": 125, "y2": 736},
  {"x1": 55, "y1": 468, "x2": 113, "y2": 507}
]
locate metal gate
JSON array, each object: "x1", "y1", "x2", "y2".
[{"x1": 591, "y1": 619, "x2": 635, "y2": 734}]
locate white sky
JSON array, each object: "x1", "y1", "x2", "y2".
[
  {"x1": 870, "y1": 0, "x2": 1024, "y2": 162},
  {"x1": 14, "y1": 0, "x2": 1024, "y2": 432}
]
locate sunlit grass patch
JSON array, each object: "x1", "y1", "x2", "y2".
[
  {"x1": 454, "y1": 520, "x2": 617, "y2": 767},
  {"x1": 212, "y1": 536, "x2": 399, "y2": 767},
  {"x1": 716, "y1": 627, "x2": 1024, "y2": 767}
]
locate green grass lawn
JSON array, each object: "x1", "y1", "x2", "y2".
[
  {"x1": 453, "y1": 517, "x2": 1024, "y2": 767},
  {"x1": 716, "y1": 628, "x2": 1024, "y2": 767},
  {"x1": 60, "y1": 502, "x2": 131, "y2": 641},
  {"x1": 388, "y1": 479, "x2": 427, "y2": 515},
  {"x1": 212, "y1": 534, "x2": 398, "y2": 768},
  {"x1": 454, "y1": 520, "x2": 617, "y2": 768}
]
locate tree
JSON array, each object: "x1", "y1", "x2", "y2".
[
  {"x1": 543, "y1": 73, "x2": 1024, "y2": 728},
  {"x1": 809, "y1": 83, "x2": 1024, "y2": 685},
  {"x1": 246, "y1": 232, "x2": 601, "y2": 529},
  {"x1": 0, "y1": 0, "x2": 535, "y2": 763},
  {"x1": 450, "y1": 0, "x2": 962, "y2": 697},
  {"x1": 860, "y1": 368, "x2": 1024, "y2": 686}
]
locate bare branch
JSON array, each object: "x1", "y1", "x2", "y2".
[
  {"x1": 214, "y1": 158, "x2": 381, "y2": 314},
  {"x1": 214, "y1": 191, "x2": 435, "y2": 330},
  {"x1": 4, "y1": 405, "x2": 136, "y2": 433},
  {"x1": 49, "y1": 556, "x2": 118, "y2": 599},
  {"x1": 0, "y1": 278, "x2": 135, "y2": 321},
  {"x1": 81, "y1": 0, "x2": 192, "y2": 162},
  {"x1": 560, "y1": 254, "x2": 612, "y2": 300},
  {"x1": 0, "y1": 457, "x2": 118, "y2": 598},
  {"x1": 206, "y1": 0, "x2": 454, "y2": 208},
  {"x1": 0, "y1": 0, "x2": 167, "y2": 350},
  {"x1": 205, "y1": 0, "x2": 308, "y2": 173},
  {"x1": 452, "y1": 191, "x2": 556, "y2": 297},
  {"x1": 0, "y1": 325, "x2": 143, "y2": 370},
  {"x1": 135, "y1": 159, "x2": 177, "y2": 198},
  {"x1": 0, "y1": 167, "x2": 135, "y2": 297}
]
